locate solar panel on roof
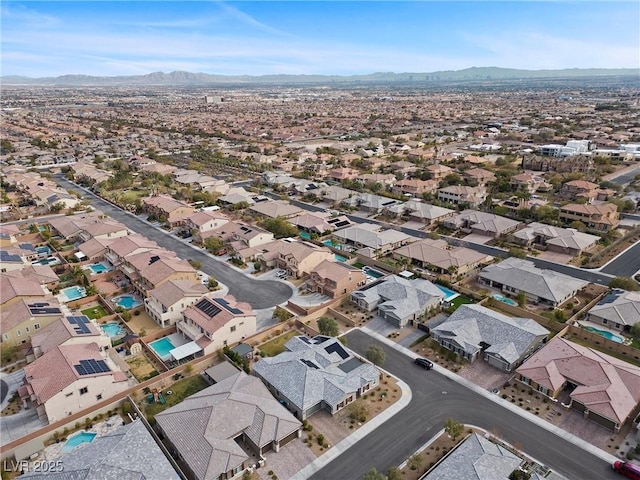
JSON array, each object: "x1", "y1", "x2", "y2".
[
  {"x1": 325, "y1": 342, "x2": 349, "y2": 359},
  {"x1": 67, "y1": 316, "x2": 92, "y2": 334},
  {"x1": 334, "y1": 220, "x2": 350, "y2": 228},
  {"x1": 195, "y1": 298, "x2": 221, "y2": 317},
  {"x1": 213, "y1": 297, "x2": 243, "y2": 315},
  {"x1": 300, "y1": 359, "x2": 319, "y2": 369}
]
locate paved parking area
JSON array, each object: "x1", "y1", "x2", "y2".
[
  {"x1": 457, "y1": 358, "x2": 511, "y2": 391},
  {"x1": 366, "y1": 316, "x2": 429, "y2": 348},
  {"x1": 538, "y1": 250, "x2": 573, "y2": 264},
  {"x1": 258, "y1": 438, "x2": 316, "y2": 480}
]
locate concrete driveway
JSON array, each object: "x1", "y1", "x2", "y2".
[
  {"x1": 365, "y1": 316, "x2": 428, "y2": 348},
  {"x1": 53, "y1": 175, "x2": 294, "y2": 310}
]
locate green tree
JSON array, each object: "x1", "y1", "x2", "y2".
[
  {"x1": 517, "y1": 291, "x2": 526, "y2": 307},
  {"x1": 569, "y1": 220, "x2": 586, "y2": 232},
  {"x1": 188, "y1": 259, "x2": 202, "y2": 270},
  {"x1": 362, "y1": 468, "x2": 386, "y2": 480},
  {"x1": 207, "y1": 277, "x2": 219, "y2": 290},
  {"x1": 365, "y1": 345, "x2": 386, "y2": 366},
  {"x1": 609, "y1": 277, "x2": 640, "y2": 291},
  {"x1": 204, "y1": 236, "x2": 224, "y2": 254},
  {"x1": 508, "y1": 247, "x2": 527, "y2": 259},
  {"x1": 262, "y1": 217, "x2": 299, "y2": 239},
  {"x1": 386, "y1": 467, "x2": 402, "y2": 480},
  {"x1": 407, "y1": 452, "x2": 423, "y2": 471},
  {"x1": 630, "y1": 323, "x2": 640, "y2": 341},
  {"x1": 553, "y1": 309, "x2": 567, "y2": 322},
  {"x1": 49, "y1": 202, "x2": 65, "y2": 213},
  {"x1": 444, "y1": 418, "x2": 464, "y2": 440},
  {"x1": 317, "y1": 316, "x2": 339, "y2": 337},
  {"x1": 509, "y1": 470, "x2": 531, "y2": 480}
]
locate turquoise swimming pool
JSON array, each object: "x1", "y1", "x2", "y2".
[
  {"x1": 493, "y1": 293, "x2": 517, "y2": 306},
  {"x1": 60, "y1": 286, "x2": 87, "y2": 302},
  {"x1": 112, "y1": 294, "x2": 142, "y2": 309},
  {"x1": 335, "y1": 254, "x2": 348, "y2": 262},
  {"x1": 149, "y1": 337, "x2": 176, "y2": 359},
  {"x1": 584, "y1": 326, "x2": 624, "y2": 343},
  {"x1": 363, "y1": 266, "x2": 384, "y2": 279},
  {"x1": 87, "y1": 262, "x2": 111, "y2": 275},
  {"x1": 62, "y1": 431, "x2": 96, "y2": 452},
  {"x1": 101, "y1": 322, "x2": 125, "y2": 338},
  {"x1": 436, "y1": 285, "x2": 459, "y2": 302}
]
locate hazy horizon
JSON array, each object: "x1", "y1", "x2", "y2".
[{"x1": 2, "y1": 1, "x2": 639, "y2": 78}]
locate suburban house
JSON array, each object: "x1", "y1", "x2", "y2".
[
  {"x1": 1, "y1": 275, "x2": 51, "y2": 309},
  {"x1": 218, "y1": 187, "x2": 256, "y2": 207},
  {"x1": 515, "y1": 337, "x2": 640, "y2": 431},
  {"x1": 431, "y1": 304, "x2": 549, "y2": 372},
  {"x1": 253, "y1": 335, "x2": 380, "y2": 420},
  {"x1": 559, "y1": 180, "x2": 613, "y2": 202},
  {"x1": 586, "y1": 289, "x2": 640, "y2": 333},
  {"x1": 156, "y1": 371, "x2": 301, "y2": 480},
  {"x1": 437, "y1": 185, "x2": 487, "y2": 207},
  {"x1": 425, "y1": 163, "x2": 454, "y2": 181},
  {"x1": 462, "y1": 168, "x2": 496, "y2": 186},
  {"x1": 78, "y1": 220, "x2": 129, "y2": 242},
  {"x1": 143, "y1": 195, "x2": 196, "y2": 226},
  {"x1": 385, "y1": 201, "x2": 455, "y2": 227},
  {"x1": 272, "y1": 239, "x2": 334, "y2": 278},
  {"x1": 21, "y1": 419, "x2": 179, "y2": 479},
  {"x1": 144, "y1": 279, "x2": 209, "y2": 328},
  {"x1": 248, "y1": 200, "x2": 304, "y2": 219},
  {"x1": 392, "y1": 179, "x2": 438, "y2": 197},
  {"x1": 76, "y1": 237, "x2": 113, "y2": 262},
  {"x1": 48, "y1": 211, "x2": 105, "y2": 241},
  {"x1": 1, "y1": 298, "x2": 68, "y2": 347},
  {"x1": 479, "y1": 257, "x2": 589, "y2": 308},
  {"x1": 19, "y1": 342, "x2": 129, "y2": 423},
  {"x1": 183, "y1": 210, "x2": 229, "y2": 240},
  {"x1": 4, "y1": 265, "x2": 59, "y2": 289},
  {"x1": 104, "y1": 234, "x2": 160, "y2": 267},
  {"x1": 423, "y1": 433, "x2": 531, "y2": 480},
  {"x1": 28, "y1": 314, "x2": 111, "y2": 361},
  {"x1": 350, "y1": 275, "x2": 444, "y2": 327},
  {"x1": 444, "y1": 210, "x2": 520, "y2": 238},
  {"x1": 288, "y1": 212, "x2": 352, "y2": 235},
  {"x1": 331, "y1": 223, "x2": 416, "y2": 257},
  {"x1": 559, "y1": 203, "x2": 620, "y2": 231},
  {"x1": 306, "y1": 260, "x2": 367, "y2": 298},
  {"x1": 510, "y1": 172, "x2": 552, "y2": 193},
  {"x1": 341, "y1": 193, "x2": 403, "y2": 214},
  {"x1": 394, "y1": 238, "x2": 493, "y2": 276},
  {"x1": 177, "y1": 294, "x2": 256, "y2": 357},
  {"x1": 511, "y1": 223, "x2": 600, "y2": 256},
  {"x1": 124, "y1": 251, "x2": 199, "y2": 297},
  {"x1": 228, "y1": 223, "x2": 274, "y2": 253}
]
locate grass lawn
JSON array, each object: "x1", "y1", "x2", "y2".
[
  {"x1": 259, "y1": 331, "x2": 298, "y2": 357},
  {"x1": 81, "y1": 305, "x2": 108, "y2": 319},
  {"x1": 145, "y1": 374, "x2": 210, "y2": 419},
  {"x1": 449, "y1": 295, "x2": 474, "y2": 311},
  {"x1": 353, "y1": 262, "x2": 365, "y2": 269}
]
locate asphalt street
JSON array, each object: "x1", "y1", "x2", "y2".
[
  {"x1": 53, "y1": 175, "x2": 293, "y2": 309},
  {"x1": 601, "y1": 240, "x2": 640, "y2": 277},
  {"x1": 309, "y1": 330, "x2": 619, "y2": 480},
  {"x1": 610, "y1": 167, "x2": 640, "y2": 186}
]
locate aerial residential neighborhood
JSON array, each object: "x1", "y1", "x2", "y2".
[{"x1": 1, "y1": 62, "x2": 640, "y2": 480}]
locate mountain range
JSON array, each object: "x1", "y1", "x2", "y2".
[{"x1": 2, "y1": 67, "x2": 638, "y2": 86}]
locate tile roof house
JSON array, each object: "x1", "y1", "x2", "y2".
[
  {"x1": 462, "y1": 168, "x2": 497, "y2": 186},
  {"x1": 423, "y1": 433, "x2": 533, "y2": 480},
  {"x1": 144, "y1": 279, "x2": 209, "y2": 328},
  {"x1": 21, "y1": 419, "x2": 179, "y2": 479},
  {"x1": 479, "y1": 257, "x2": 589, "y2": 308},
  {"x1": 437, "y1": 185, "x2": 487, "y2": 207},
  {"x1": 288, "y1": 212, "x2": 352, "y2": 234},
  {"x1": 78, "y1": 220, "x2": 129, "y2": 242},
  {"x1": 177, "y1": 294, "x2": 256, "y2": 357},
  {"x1": 385, "y1": 201, "x2": 455, "y2": 227},
  {"x1": 5, "y1": 265, "x2": 59, "y2": 287},
  {"x1": 351, "y1": 275, "x2": 444, "y2": 328},
  {"x1": 247, "y1": 200, "x2": 304, "y2": 219},
  {"x1": 559, "y1": 203, "x2": 620, "y2": 232},
  {"x1": 431, "y1": 304, "x2": 549, "y2": 372},
  {"x1": 48, "y1": 211, "x2": 105, "y2": 240},
  {"x1": 342, "y1": 193, "x2": 403, "y2": 214},
  {"x1": 143, "y1": 194, "x2": 196, "y2": 227},
  {"x1": 253, "y1": 335, "x2": 380, "y2": 420},
  {"x1": 184, "y1": 210, "x2": 229, "y2": 236},
  {"x1": 511, "y1": 222, "x2": 600, "y2": 256},
  {"x1": 124, "y1": 251, "x2": 199, "y2": 296},
  {"x1": 0, "y1": 275, "x2": 50, "y2": 308},
  {"x1": 444, "y1": 210, "x2": 520, "y2": 237},
  {"x1": 1, "y1": 298, "x2": 67, "y2": 348},
  {"x1": 425, "y1": 163, "x2": 454, "y2": 181},
  {"x1": 510, "y1": 172, "x2": 552, "y2": 194},
  {"x1": 394, "y1": 238, "x2": 493, "y2": 275},
  {"x1": 392, "y1": 179, "x2": 439, "y2": 197},
  {"x1": 331, "y1": 223, "x2": 416, "y2": 258},
  {"x1": 586, "y1": 289, "x2": 640, "y2": 332},
  {"x1": 515, "y1": 336, "x2": 640, "y2": 431},
  {"x1": 306, "y1": 260, "x2": 367, "y2": 298},
  {"x1": 76, "y1": 237, "x2": 113, "y2": 261},
  {"x1": 156, "y1": 371, "x2": 301, "y2": 480},
  {"x1": 29, "y1": 314, "x2": 111, "y2": 360},
  {"x1": 19, "y1": 342, "x2": 129, "y2": 423},
  {"x1": 272, "y1": 239, "x2": 334, "y2": 279}
]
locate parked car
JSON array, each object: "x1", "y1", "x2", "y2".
[{"x1": 414, "y1": 358, "x2": 433, "y2": 370}]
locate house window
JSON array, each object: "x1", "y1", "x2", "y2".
[
  {"x1": 65, "y1": 392, "x2": 73, "y2": 397},
  {"x1": 539, "y1": 386, "x2": 548, "y2": 395},
  {"x1": 96, "y1": 394, "x2": 102, "y2": 401},
  {"x1": 602, "y1": 319, "x2": 608, "y2": 324},
  {"x1": 34, "y1": 324, "x2": 40, "y2": 330},
  {"x1": 230, "y1": 325, "x2": 236, "y2": 332},
  {"x1": 79, "y1": 387, "x2": 88, "y2": 395},
  {"x1": 2, "y1": 333, "x2": 8, "y2": 340},
  {"x1": 25, "y1": 326, "x2": 30, "y2": 333},
  {"x1": 521, "y1": 376, "x2": 530, "y2": 385},
  {"x1": 16, "y1": 329, "x2": 22, "y2": 337}
]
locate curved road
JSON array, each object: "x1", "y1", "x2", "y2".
[
  {"x1": 309, "y1": 330, "x2": 618, "y2": 480},
  {"x1": 53, "y1": 175, "x2": 293, "y2": 309}
]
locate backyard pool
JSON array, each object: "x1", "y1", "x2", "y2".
[
  {"x1": 35, "y1": 246, "x2": 51, "y2": 257},
  {"x1": 112, "y1": 294, "x2": 142, "y2": 309},
  {"x1": 322, "y1": 239, "x2": 342, "y2": 250},
  {"x1": 101, "y1": 322, "x2": 125, "y2": 338},
  {"x1": 335, "y1": 254, "x2": 348, "y2": 262},
  {"x1": 299, "y1": 232, "x2": 311, "y2": 240},
  {"x1": 584, "y1": 325, "x2": 624, "y2": 344},
  {"x1": 62, "y1": 431, "x2": 96, "y2": 453},
  {"x1": 436, "y1": 285, "x2": 459, "y2": 302},
  {"x1": 60, "y1": 286, "x2": 87, "y2": 302},
  {"x1": 149, "y1": 337, "x2": 176, "y2": 360},
  {"x1": 86, "y1": 262, "x2": 111, "y2": 275},
  {"x1": 363, "y1": 266, "x2": 385, "y2": 279},
  {"x1": 493, "y1": 293, "x2": 518, "y2": 307},
  {"x1": 32, "y1": 256, "x2": 60, "y2": 266}
]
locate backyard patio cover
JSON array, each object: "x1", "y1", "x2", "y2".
[{"x1": 170, "y1": 341, "x2": 202, "y2": 361}]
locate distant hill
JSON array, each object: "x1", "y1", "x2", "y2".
[{"x1": 2, "y1": 67, "x2": 638, "y2": 86}]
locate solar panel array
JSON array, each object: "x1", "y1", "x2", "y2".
[
  {"x1": 28, "y1": 303, "x2": 63, "y2": 316},
  {"x1": 325, "y1": 342, "x2": 349, "y2": 359},
  {"x1": 599, "y1": 289, "x2": 624, "y2": 305},
  {"x1": 67, "y1": 316, "x2": 91, "y2": 334},
  {"x1": 213, "y1": 297, "x2": 243, "y2": 315},
  {"x1": 195, "y1": 298, "x2": 221, "y2": 317},
  {"x1": 75, "y1": 359, "x2": 110, "y2": 376},
  {"x1": 300, "y1": 359, "x2": 319, "y2": 369}
]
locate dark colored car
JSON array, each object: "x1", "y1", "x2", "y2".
[{"x1": 414, "y1": 358, "x2": 433, "y2": 370}]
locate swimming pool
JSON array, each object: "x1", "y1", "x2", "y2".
[
  {"x1": 112, "y1": 294, "x2": 142, "y2": 309},
  {"x1": 35, "y1": 246, "x2": 51, "y2": 257},
  {"x1": 335, "y1": 254, "x2": 348, "y2": 262},
  {"x1": 62, "y1": 431, "x2": 96, "y2": 452},
  {"x1": 363, "y1": 266, "x2": 384, "y2": 279},
  {"x1": 322, "y1": 239, "x2": 342, "y2": 250},
  {"x1": 436, "y1": 285, "x2": 459, "y2": 302},
  {"x1": 299, "y1": 232, "x2": 311, "y2": 240},
  {"x1": 493, "y1": 293, "x2": 518, "y2": 307},
  {"x1": 32, "y1": 256, "x2": 61, "y2": 266},
  {"x1": 584, "y1": 325, "x2": 624, "y2": 344},
  {"x1": 60, "y1": 286, "x2": 87, "y2": 302},
  {"x1": 101, "y1": 322, "x2": 125, "y2": 338},
  {"x1": 149, "y1": 337, "x2": 176, "y2": 360},
  {"x1": 87, "y1": 262, "x2": 111, "y2": 275}
]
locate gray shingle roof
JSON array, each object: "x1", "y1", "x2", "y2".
[
  {"x1": 253, "y1": 336, "x2": 379, "y2": 413},
  {"x1": 588, "y1": 289, "x2": 640, "y2": 327},
  {"x1": 432, "y1": 304, "x2": 549, "y2": 364},
  {"x1": 21, "y1": 419, "x2": 179, "y2": 480},
  {"x1": 479, "y1": 257, "x2": 589, "y2": 304}
]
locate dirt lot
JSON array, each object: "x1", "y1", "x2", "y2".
[{"x1": 125, "y1": 354, "x2": 159, "y2": 382}]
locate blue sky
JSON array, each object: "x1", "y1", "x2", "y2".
[{"x1": 2, "y1": 1, "x2": 639, "y2": 77}]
